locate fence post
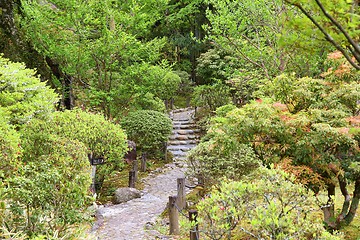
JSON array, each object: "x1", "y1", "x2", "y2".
[
  {"x1": 189, "y1": 209, "x2": 199, "y2": 240},
  {"x1": 164, "y1": 142, "x2": 168, "y2": 162},
  {"x1": 90, "y1": 165, "x2": 97, "y2": 193},
  {"x1": 169, "y1": 196, "x2": 180, "y2": 235},
  {"x1": 140, "y1": 153, "x2": 147, "y2": 172},
  {"x1": 177, "y1": 178, "x2": 186, "y2": 210},
  {"x1": 132, "y1": 159, "x2": 138, "y2": 182},
  {"x1": 128, "y1": 170, "x2": 135, "y2": 188}
]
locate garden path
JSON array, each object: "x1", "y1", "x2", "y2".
[{"x1": 92, "y1": 108, "x2": 198, "y2": 240}]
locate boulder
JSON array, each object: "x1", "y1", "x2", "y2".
[{"x1": 113, "y1": 187, "x2": 141, "y2": 204}]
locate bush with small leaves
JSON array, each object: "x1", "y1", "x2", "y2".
[
  {"x1": 121, "y1": 110, "x2": 172, "y2": 157},
  {"x1": 2, "y1": 133, "x2": 92, "y2": 238},
  {"x1": 22, "y1": 109, "x2": 128, "y2": 181},
  {"x1": 0, "y1": 55, "x2": 58, "y2": 126},
  {"x1": 193, "y1": 167, "x2": 344, "y2": 240}
]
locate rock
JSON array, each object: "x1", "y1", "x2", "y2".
[{"x1": 113, "y1": 187, "x2": 141, "y2": 204}]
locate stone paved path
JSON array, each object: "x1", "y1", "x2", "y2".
[{"x1": 93, "y1": 108, "x2": 197, "y2": 240}]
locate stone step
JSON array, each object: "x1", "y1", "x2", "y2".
[
  {"x1": 172, "y1": 129, "x2": 200, "y2": 135},
  {"x1": 169, "y1": 134, "x2": 199, "y2": 141},
  {"x1": 173, "y1": 120, "x2": 194, "y2": 125},
  {"x1": 173, "y1": 124, "x2": 197, "y2": 130},
  {"x1": 168, "y1": 140, "x2": 199, "y2": 145},
  {"x1": 170, "y1": 150, "x2": 188, "y2": 158},
  {"x1": 167, "y1": 145, "x2": 196, "y2": 152}
]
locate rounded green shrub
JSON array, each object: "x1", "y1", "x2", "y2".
[
  {"x1": 121, "y1": 110, "x2": 172, "y2": 156},
  {"x1": 22, "y1": 109, "x2": 128, "y2": 178}
]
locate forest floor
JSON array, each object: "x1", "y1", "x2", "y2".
[{"x1": 90, "y1": 109, "x2": 195, "y2": 240}]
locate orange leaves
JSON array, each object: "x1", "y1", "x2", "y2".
[{"x1": 276, "y1": 159, "x2": 324, "y2": 189}]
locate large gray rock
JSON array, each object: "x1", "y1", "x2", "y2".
[{"x1": 113, "y1": 187, "x2": 141, "y2": 204}]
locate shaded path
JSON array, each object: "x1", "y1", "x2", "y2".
[{"x1": 93, "y1": 108, "x2": 197, "y2": 240}]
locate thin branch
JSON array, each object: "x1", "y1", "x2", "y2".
[
  {"x1": 223, "y1": 34, "x2": 271, "y2": 78},
  {"x1": 314, "y1": 0, "x2": 360, "y2": 64},
  {"x1": 285, "y1": 0, "x2": 360, "y2": 70}
]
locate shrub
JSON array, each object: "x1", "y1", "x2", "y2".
[
  {"x1": 2, "y1": 133, "x2": 92, "y2": 238},
  {"x1": 0, "y1": 55, "x2": 58, "y2": 126},
  {"x1": 193, "y1": 167, "x2": 343, "y2": 240},
  {"x1": 187, "y1": 140, "x2": 260, "y2": 187},
  {"x1": 121, "y1": 110, "x2": 172, "y2": 157},
  {"x1": 191, "y1": 81, "x2": 232, "y2": 113},
  {"x1": 22, "y1": 109, "x2": 128, "y2": 180}
]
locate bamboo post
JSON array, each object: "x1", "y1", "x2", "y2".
[
  {"x1": 140, "y1": 153, "x2": 147, "y2": 172},
  {"x1": 189, "y1": 210, "x2": 199, "y2": 240},
  {"x1": 177, "y1": 178, "x2": 186, "y2": 210},
  {"x1": 128, "y1": 170, "x2": 135, "y2": 188},
  {"x1": 169, "y1": 196, "x2": 180, "y2": 235}
]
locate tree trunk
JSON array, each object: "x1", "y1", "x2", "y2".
[
  {"x1": 344, "y1": 178, "x2": 360, "y2": 224},
  {"x1": 46, "y1": 57, "x2": 74, "y2": 110},
  {"x1": 323, "y1": 183, "x2": 336, "y2": 229}
]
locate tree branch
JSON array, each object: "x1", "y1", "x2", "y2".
[
  {"x1": 285, "y1": 0, "x2": 360, "y2": 70},
  {"x1": 314, "y1": 0, "x2": 360, "y2": 64}
]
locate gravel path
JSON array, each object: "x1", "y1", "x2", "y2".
[{"x1": 92, "y1": 108, "x2": 196, "y2": 240}]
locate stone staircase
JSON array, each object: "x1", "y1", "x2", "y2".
[{"x1": 167, "y1": 108, "x2": 200, "y2": 160}]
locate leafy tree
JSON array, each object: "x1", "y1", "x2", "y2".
[
  {"x1": 0, "y1": 55, "x2": 58, "y2": 126},
  {"x1": 23, "y1": 109, "x2": 128, "y2": 182},
  {"x1": 19, "y1": 0, "x2": 178, "y2": 116},
  {"x1": 204, "y1": 0, "x2": 288, "y2": 79},
  {"x1": 204, "y1": 0, "x2": 329, "y2": 79},
  {"x1": 285, "y1": 0, "x2": 360, "y2": 70},
  {"x1": 120, "y1": 110, "x2": 172, "y2": 157},
  {"x1": 198, "y1": 74, "x2": 360, "y2": 229},
  {"x1": 191, "y1": 81, "x2": 231, "y2": 113},
  {"x1": 0, "y1": 109, "x2": 21, "y2": 177},
  {"x1": 193, "y1": 167, "x2": 343, "y2": 240}
]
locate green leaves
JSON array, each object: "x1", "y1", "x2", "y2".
[
  {"x1": 121, "y1": 110, "x2": 172, "y2": 155},
  {"x1": 194, "y1": 167, "x2": 336, "y2": 239},
  {"x1": 0, "y1": 55, "x2": 58, "y2": 126}
]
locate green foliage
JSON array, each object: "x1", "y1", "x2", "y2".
[
  {"x1": 187, "y1": 140, "x2": 260, "y2": 187},
  {"x1": 284, "y1": 0, "x2": 360, "y2": 70},
  {"x1": 259, "y1": 74, "x2": 360, "y2": 115},
  {"x1": 1, "y1": 133, "x2": 92, "y2": 238},
  {"x1": 198, "y1": 74, "x2": 360, "y2": 229},
  {"x1": 120, "y1": 110, "x2": 172, "y2": 156},
  {"x1": 22, "y1": 109, "x2": 127, "y2": 179},
  {"x1": 0, "y1": 109, "x2": 21, "y2": 176},
  {"x1": 0, "y1": 55, "x2": 58, "y2": 126},
  {"x1": 191, "y1": 81, "x2": 231, "y2": 112},
  {"x1": 19, "y1": 0, "x2": 176, "y2": 116},
  {"x1": 196, "y1": 48, "x2": 239, "y2": 84},
  {"x1": 192, "y1": 167, "x2": 343, "y2": 240}
]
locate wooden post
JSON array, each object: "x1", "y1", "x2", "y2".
[
  {"x1": 90, "y1": 165, "x2": 97, "y2": 193},
  {"x1": 164, "y1": 142, "x2": 168, "y2": 162},
  {"x1": 189, "y1": 210, "x2": 199, "y2": 240},
  {"x1": 169, "y1": 196, "x2": 180, "y2": 235},
  {"x1": 128, "y1": 170, "x2": 135, "y2": 188},
  {"x1": 132, "y1": 159, "x2": 138, "y2": 182},
  {"x1": 177, "y1": 178, "x2": 186, "y2": 210},
  {"x1": 170, "y1": 98, "x2": 174, "y2": 110},
  {"x1": 140, "y1": 153, "x2": 147, "y2": 172}
]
